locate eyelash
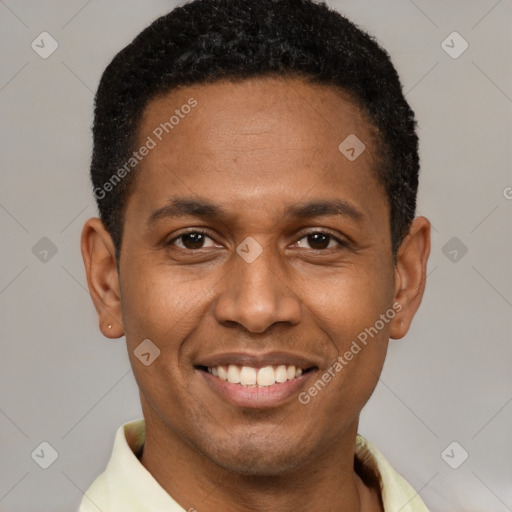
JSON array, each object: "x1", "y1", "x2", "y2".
[{"x1": 167, "y1": 229, "x2": 349, "y2": 251}]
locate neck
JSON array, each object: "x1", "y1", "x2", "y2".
[{"x1": 138, "y1": 411, "x2": 382, "y2": 512}]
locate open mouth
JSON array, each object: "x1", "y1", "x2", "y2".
[{"x1": 196, "y1": 364, "x2": 316, "y2": 388}]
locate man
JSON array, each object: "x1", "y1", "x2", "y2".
[{"x1": 79, "y1": 0, "x2": 431, "y2": 510}]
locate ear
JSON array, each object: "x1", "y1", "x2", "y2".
[
  {"x1": 81, "y1": 217, "x2": 124, "y2": 339},
  {"x1": 389, "y1": 216, "x2": 431, "y2": 340}
]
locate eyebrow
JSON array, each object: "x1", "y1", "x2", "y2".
[
  {"x1": 147, "y1": 198, "x2": 226, "y2": 225},
  {"x1": 284, "y1": 199, "x2": 364, "y2": 222},
  {"x1": 147, "y1": 197, "x2": 364, "y2": 226}
]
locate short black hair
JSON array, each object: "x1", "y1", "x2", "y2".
[{"x1": 91, "y1": 0, "x2": 419, "y2": 258}]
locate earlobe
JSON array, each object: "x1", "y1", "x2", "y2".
[
  {"x1": 389, "y1": 216, "x2": 431, "y2": 340},
  {"x1": 81, "y1": 218, "x2": 124, "y2": 339}
]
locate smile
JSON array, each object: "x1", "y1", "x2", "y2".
[
  {"x1": 201, "y1": 364, "x2": 310, "y2": 387},
  {"x1": 194, "y1": 352, "x2": 319, "y2": 407}
]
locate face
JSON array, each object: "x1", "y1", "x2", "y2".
[{"x1": 83, "y1": 77, "x2": 430, "y2": 477}]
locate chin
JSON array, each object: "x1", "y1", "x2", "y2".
[{"x1": 203, "y1": 435, "x2": 308, "y2": 477}]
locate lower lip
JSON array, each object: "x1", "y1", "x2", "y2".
[{"x1": 198, "y1": 369, "x2": 316, "y2": 408}]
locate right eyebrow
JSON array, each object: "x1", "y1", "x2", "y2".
[{"x1": 147, "y1": 197, "x2": 228, "y2": 226}]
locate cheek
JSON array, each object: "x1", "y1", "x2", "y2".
[
  {"x1": 119, "y1": 267, "x2": 205, "y2": 411},
  {"x1": 305, "y1": 261, "x2": 394, "y2": 338},
  {"x1": 301, "y1": 263, "x2": 393, "y2": 396},
  {"x1": 119, "y1": 260, "x2": 208, "y2": 343}
]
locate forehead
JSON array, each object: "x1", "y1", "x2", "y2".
[
  {"x1": 140, "y1": 77, "x2": 375, "y2": 155},
  {"x1": 128, "y1": 77, "x2": 386, "y2": 222}
]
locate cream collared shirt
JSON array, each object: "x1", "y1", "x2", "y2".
[{"x1": 78, "y1": 419, "x2": 430, "y2": 512}]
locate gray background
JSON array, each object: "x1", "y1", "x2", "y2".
[{"x1": 0, "y1": 1, "x2": 511, "y2": 511}]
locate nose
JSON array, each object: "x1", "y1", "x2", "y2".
[{"x1": 213, "y1": 248, "x2": 302, "y2": 333}]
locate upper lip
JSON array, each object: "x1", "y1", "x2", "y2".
[{"x1": 194, "y1": 351, "x2": 320, "y2": 369}]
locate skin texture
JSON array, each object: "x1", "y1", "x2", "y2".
[{"x1": 81, "y1": 77, "x2": 430, "y2": 512}]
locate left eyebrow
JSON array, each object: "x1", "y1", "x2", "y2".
[{"x1": 284, "y1": 199, "x2": 365, "y2": 222}]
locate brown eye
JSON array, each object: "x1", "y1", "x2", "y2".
[
  {"x1": 170, "y1": 231, "x2": 218, "y2": 250},
  {"x1": 181, "y1": 233, "x2": 206, "y2": 249},
  {"x1": 295, "y1": 232, "x2": 339, "y2": 250},
  {"x1": 294, "y1": 231, "x2": 348, "y2": 251},
  {"x1": 306, "y1": 233, "x2": 331, "y2": 250}
]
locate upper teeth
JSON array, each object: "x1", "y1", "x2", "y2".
[{"x1": 207, "y1": 364, "x2": 304, "y2": 387}]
